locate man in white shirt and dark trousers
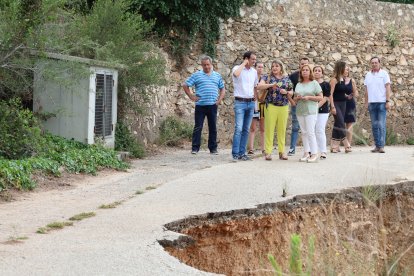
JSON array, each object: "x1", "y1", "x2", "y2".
[
  {"x1": 364, "y1": 56, "x2": 391, "y2": 153},
  {"x1": 231, "y1": 51, "x2": 258, "y2": 161}
]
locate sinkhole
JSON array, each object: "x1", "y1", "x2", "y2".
[{"x1": 160, "y1": 182, "x2": 414, "y2": 275}]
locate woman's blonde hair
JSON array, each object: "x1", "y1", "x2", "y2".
[{"x1": 299, "y1": 64, "x2": 314, "y2": 82}]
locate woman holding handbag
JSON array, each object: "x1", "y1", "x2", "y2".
[{"x1": 257, "y1": 60, "x2": 293, "y2": 161}]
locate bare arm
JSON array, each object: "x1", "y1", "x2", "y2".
[
  {"x1": 182, "y1": 83, "x2": 199, "y2": 102},
  {"x1": 303, "y1": 92, "x2": 323, "y2": 102},
  {"x1": 329, "y1": 78, "x2": 337, "y2": 115},
  {"x1": 216, "y1": 87, "x2": 225, "y2": 105},
  {"x1": 364, "y1": 85, "x2": 368, "y2": 109},
  {"x1": 351, "y1": 78, "x2": 359, "y2": 98},
  {"x1": 318, "y1": 96, "x2": 328, "y2": 108},
  {"x1": 385, "y1": 82, "x2": 391, "y2": 110},
  {"x1": 232, "y1": 59, "x2": 248, "y2": 78}
]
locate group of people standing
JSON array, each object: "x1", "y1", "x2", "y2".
[{"x1": 183, "y1": 52, "x2": 391, "y2": 162}]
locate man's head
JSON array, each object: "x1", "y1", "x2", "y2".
[
  {"x1": 370, "y1": 56, "x2": 381, "y2": 72},
  {"x1": 299, "y1": 57, "x2": 309, "y2": 69},
  {"x1": 243, "y1": 51, "x2": 257, "y2": 68},
  {"x1": 201, "y1": 56, "x2": 213, "y2": 74}
]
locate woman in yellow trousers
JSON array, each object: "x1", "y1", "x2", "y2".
[{"x1": 257, "y1": 60, "x2": 293, "y2": 160}]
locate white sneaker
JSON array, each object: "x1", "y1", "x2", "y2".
[
  {"x1": 307, "y1": 154, "x2": 319, "y2": 163},
  {"x1": 299, "y1": 154, "x2": 310, "y2": 162}
]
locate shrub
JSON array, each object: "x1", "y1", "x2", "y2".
[
  {"x1": 0, "y1": 99, "x2": 45, "y2": 159},
  {"x1": 159, "y1": 116, "x2": 193, "y2": 146},
  {"x1": 406, "y1": 137, "x2": 414, "y2": 145},
  {"x1": 386, "y1": 127, "x2": 398, "y2": 145},
  {"x1": 0, "y1": 133, "x2": 129, "y2": 191},
  {"x1": 115, "y1": 122, "x2": 145, "y2": 158}
]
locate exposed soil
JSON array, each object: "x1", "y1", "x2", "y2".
[{"x1": 161, "y1": 182, "x2": 414, "y2": 275}]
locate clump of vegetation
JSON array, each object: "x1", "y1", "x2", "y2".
[
  {"x1": 115, "y1": 122, "x2": 145, "y2": 158},
  {"x1": 386, "y1": 25, "x2": 400, "y2": 48},
  {"x1": 406, "y1": 137, "x2": 414, "y2": 145},
  {"x1": 159, "y1": 116, "x2": 192, "y2": 146},
  {"x1": 386, "y1": 127, "x2": 399, "y2": 145},
  {"x1": 0, "y1": 99, "x2": 44, "y2": 160},
  {"x1": 268, "y1": 234, "x2": 315, "y2": 275},
  {"x1": 36, "y1": 221, "x2": 73, "y2": 234},
  {"x1": 69, "y1": 212, "x2": 96, "y2": 221},
  {"x1": 130, "y1": 0, "x2": 258, "y2": 58},
  {"x1": 0, "y1": 132, "x2": 128, "y2": 192},
  {"x1": 145, "y1": 185, "x2": 157, "y2": 190},
  {"x1": 99, "y1": 201, "x2": 122, "y2": 209}
]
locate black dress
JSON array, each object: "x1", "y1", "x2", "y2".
[
  {"x1": 344, "y1": 80, "x2": 356, "y2": 123},
  {"x1": 332, "y1": 80, "x2": 348, "y2": 141}
]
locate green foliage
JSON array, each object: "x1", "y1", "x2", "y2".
[
  {"x1": 69, "y1": 212, "x2": 96, "y2": 221},
  {"x1": 0, "y1": 133, "x2": 128, "y2": 192},
  {"x1": 159, "y1": 116, "x2": 193, "y2": 146},
  {"x1": 268, "y1": 234, "x2": 315, "y2": 276},
  {"x1": 0, "y1": 99, "x2": 44, "y2": 159},
  {"x1": 386, "y1": 127, "x2": 399, "y2": 145},
  {"x1": 406, "y1": 137, "x2": 414, "y2": 145},
  {"x1": 115, "y1": 121, "x2": 145, "y2": 158},
  {"x1": 129, "y1": 0, "x2": 258, "y2": 58},
  {"x1": 386, "y1": 25, "x2": 400, "y2": 48}
]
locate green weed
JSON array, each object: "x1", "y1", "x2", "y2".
[
  {"x1": 386, "y1": 127, "x2": 398, "y2": 145},
  {"x1": 135, "y1": 190, "x2": 144, "y2": 195},
  {"x1": 47, "y1": 221, "x2": 74, "y2": 229},
  {"x1": 406, "y1": 137, "x2": 414, "y2": 145},
  {"x1": 145, "y1": 186, "x2": 157, "y2": 190},
  {"x1": 99, "y1": 201, "x2": 122, "y2": 209},
  {"x1": 69, "y1": 212, "x2": 96, "y2": 221}
]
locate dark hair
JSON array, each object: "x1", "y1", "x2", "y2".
[
  {"x1": 299, "y1": 64, "x2": 314, "y2": 82},
  {"x1": 300, "y1": 57, "x2": 309, "y2": 62},
  {"x1": 370, "y1": 56, "x2": 381, "y2": 63},
  {"x1": 313, "y1": 65, "x2": 324, "y2": 75},
  {"x1": 333, "y1": 61, "x2": 346, "y2": 82},
  {"x1": 243, "y1": 51, "x2": 255, "y2": 60}
]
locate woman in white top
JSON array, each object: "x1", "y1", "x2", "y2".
[{"x1": 293, "y1": 64, "x2": 323, "y2": 163}]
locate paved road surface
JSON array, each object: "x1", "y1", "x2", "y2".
[{"x1": 0, "y1": 146, "x2": 413, "y2": 275}]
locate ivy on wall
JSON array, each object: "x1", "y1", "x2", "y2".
[{"x1": 129, "y1": 0, "x2": 258, "y2": 58}]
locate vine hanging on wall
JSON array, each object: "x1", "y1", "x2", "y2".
[{"x1": 129, "y1": 0, "x2": 258, "y2": 59}]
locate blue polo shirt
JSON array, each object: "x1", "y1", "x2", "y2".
[{"x1": 185, "y1": 70, "x2": 224, "y2": 106}]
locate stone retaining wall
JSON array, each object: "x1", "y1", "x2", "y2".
[{"x1": 129, "y1": 0, "x2": 414, "y2": 147}]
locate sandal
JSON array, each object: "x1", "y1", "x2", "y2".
[
  {"x1": 265, "y1": 154, "x2": 272, "y2": 161},
  {"x1": 345, "y1": 147, "x2": 352, "y2": 153},
  {"x1": 279, "y1": 153, "x2": 288, "y2": 160},
  {"x1": 330, "y1": 147, "x2": 339, "y2": 153},
  {"x1": 247, "y1": 149, "x2": 254, "y2": 155}
]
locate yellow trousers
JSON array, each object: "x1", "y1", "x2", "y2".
[{"x1": 264, "y1": 104, "x2": 289, "y2": 154}]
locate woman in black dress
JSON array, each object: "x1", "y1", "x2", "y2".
[
  {"x1": 344, "y1": 66, "x2": 359, "y2": 146},
  {"x1": 329, "y1": 61, "x2": 352, "y2": 153}
]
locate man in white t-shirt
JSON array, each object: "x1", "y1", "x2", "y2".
[
  {"x1": 231, "y1": 51, "x2": 258, "y2": 161},
  {"x1": 364, "y1": 56, "x2": 391, "y2": 153}
]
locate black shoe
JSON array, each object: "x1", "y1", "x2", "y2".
[
  {"x1": 239, "y1": 154, "x2": 253, "y2": 161},
  {"x1": 210, "y1": 150, "x2": 219, "y2": 155},
  {"x1": 288, "y1": 148, "x2": 295, "y2": 156},
  {"x1": 191, "y1": 150, "x2": 198, "y2": 155}
]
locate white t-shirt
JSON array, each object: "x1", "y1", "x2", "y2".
[
  {"x1": 364, "y1": 69, "x2": 391, "y2": 103},
  {"x1": 232, "y1": 66, "x2": 258, "y2": 98}
]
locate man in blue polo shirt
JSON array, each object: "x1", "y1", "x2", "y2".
[{"x1": 183, "y1": 56, "x2": 225, "y2": 155}]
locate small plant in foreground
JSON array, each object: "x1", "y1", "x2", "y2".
[
  {"x1": 135, "y1": 190, "x2": 144, "y2": 195},
  {"x1": 268, "y1": 234, "x2": 315, "y2": 275},
  {"x1": 69, "y1": 212, "x2": 96, "y2": 221},
  {"x1": 99, "y1": 201, "x2": 122, "y2": 209},
  {"x1": 362, "y1": 185, "x2": 383, "y2": 203},
  {"x1": 386, "y1": 25, "x2": 400, "y2": 48}
]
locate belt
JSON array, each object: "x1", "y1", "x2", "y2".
[{"x1": 235, "y1": 97, "x2": 255, "y2": 102}]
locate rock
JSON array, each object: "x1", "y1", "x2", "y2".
[
  {"x1": 332, "y1": 53, "x2": 342, "y2": 61},
  {"x1": 399, "y1": 55, "x2": 408, "y2": 66},
  {"x1": 348, "y1": 55, "x2": 358, "y2": 64}
]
